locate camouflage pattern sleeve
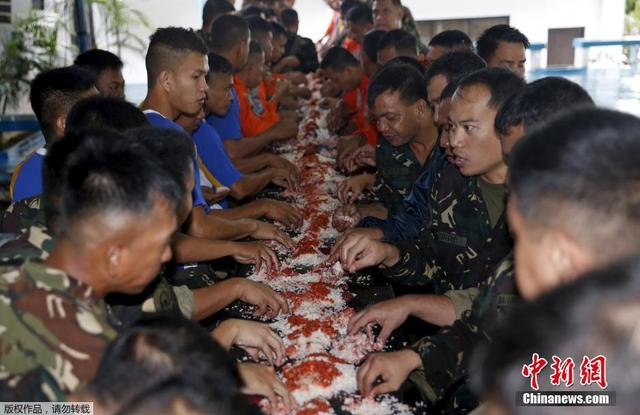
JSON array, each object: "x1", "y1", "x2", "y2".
[
  {"x1": 0, "y1": 259, "x2": 117, "y2": 400},
  {"x1": 443, "y1": 287, "x2": 480, "y2": 320},
  {"x1": 380, "y1": 164, "x2": 512, "y2": 293},
  {"x1": 0, "y1": 197, "x2": 53, "y2": 265},
  {"x1": 409, "y1": 255, "x2": 519, "y2": 407}
]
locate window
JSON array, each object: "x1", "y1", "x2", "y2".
[
  {"x1": 416, "y1": 16, "x2": 509, "y2": 44},
  {"x1": 0, "y1": 0, "x2": 10, "y2": 24}
]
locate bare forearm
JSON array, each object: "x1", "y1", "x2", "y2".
[
  {"x1": 232, "y1": 154, "x2": 274, "y2": 174},
  {"x1": 228, "y1": 170, "x2": 274, "y2": 199},
  {"x1": 209, "y1": 200, "x2": 268, "y2": 221},
  {"x1": 223, "y1": 133, "x2": 274, "y2": 159},
  {"x1": 188, "y1": 208, "x2": 257, "y2": 240},
  {"x1": 358, "y1": 203, "x2": 388, "y2": 220},
  {"x1": 192, "y1": 279, "x2": 241, "y2": 321},
  {"x1": 172, "y1": 233, "x2": 241, "y2": 263},
  {"x1": 406, "y1": 294, "x2": 456, "y2": 327}
]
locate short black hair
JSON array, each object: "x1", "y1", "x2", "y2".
[
  {"x1": 207, "y1": 53, "x2": 234, "y2": 78},
  {"x1": 382, "y1": 56, "x2": 424, "y2": 74},
  {"x1": 476, "y1": 24, "x2": 530, "y2": 63},
  {"x1": 377, "y1": 29, "x2": 417, "y2": 55},
  {"x1": 509, "y1": 107, "x2": 640, "y2": 260},
  {"x1": 340, "y1": 0, "x2": 361, "y2": 16},
  {"x1": 424, "y1": 51, "x2": 487, "y2": 86},
  {"x1": 246, "y1": 15, "x2": 273, "y2": 38},
  {"x1": 128, "y1": 127, "x2": 195, "y2": 189},
  {"x1": 145, "y1": 27, "x2": 208, "y2": 87},
  {"x1": 208, "y1": 15, "x2": 250, "y2": 53},
  {"x1": 440, "y1": 78, "x2": 459, "y2": 101},
  {"x1": 89, "y1": 314, "x2": 241, "y2": 409},
  {"x1": 29, "y1": 66, "x2": 96, "y2": 141},
  {"x1": 347, "y1": 3, "x2": 373, "y2": 25},
  {"x1": 367, "y1": 62, "x2": 427, "y2": 110},
  {"x1": 320, "y1": 46, "x2": 360, "y2": 71},
  {"x1": 44, "y1": 129, "x2": 185, "y2": 236},
  {"x1": 65, "y1": 96, "x2": 148, "y2": 136},
  {"x1": 495, "y1": 77, "x2": 594, "y2": 136},
  {"x1": 74, "y1": 49, "x2": 123, "y2": 76},
  {"x1": 473, "y1": 257, "x2": 640, "y2": 414},
  {"x1": 202, "y1": 0, "x2": 235, "y2": 28},
  {"x1": 270, "y1": 21, "x2": 287, "y2": 37},
  {"x1": 240, "y1": 5, "x2": 266, "y2": 18},
  {"x1": 363, "y1": 29, "x2": 386, "y2": 63},
  {"x1": 455, "y1": 67, "x2": 524, "y2": 110},
  {"x1": 280, "y1": 8, "x2": 298, "y2": 27},
  {"x1": 428, "y1": 29, "x2": 473, "y2": 50}
]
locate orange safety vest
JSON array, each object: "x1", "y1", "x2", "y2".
[{"x1": 342, "y1": 74, "x2": 377, "y2": 146}]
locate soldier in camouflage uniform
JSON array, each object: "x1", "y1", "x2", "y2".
[
  {"x1": 0, "y1": 129, "x2": 184, "y2": 399},
  {"x1": 334, "y1": 63, "x2": 438, "y2": 227}
]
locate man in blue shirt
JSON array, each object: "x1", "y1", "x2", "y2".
[
  {"x1": 206, "y1": 15, "x2": 298, "y2": 160},
  {"x1": 10, "y1": 67, "x2": 98, "y2": 202},
  {"x1": 140, "y1": 26, "x2": 294, "y2": 247}
]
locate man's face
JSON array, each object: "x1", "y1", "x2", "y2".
[
  {"x1": 206, "y1": 73, "x2": 234, "y2": 116},
  {"x1": 324, "y1": 66, "x2": 359, "y2": 92},
  {"x1": 425, "y1": 45, "x2": 447, "y2": 69},
  {"x1": 373, "y1": 0, "x2": 403, "y2": 31},
  {"x1": 373, "y1": 90, "x2": 423, "y2": 147},
  {"x1": 437, "y1": 96, "x2": 454, "y2": 163},
  {"x1": 508, "y1": 198, "x2": 568, "y2": 301},
  {"x1": 448, "y1": 84, "x2": 504, "y2": 181},
  {"x1": 114, "y1": 198, "x2": 177, "y2": 294},
  {"x1": 244, "y1": 53, "x2": 265, "y2": 89},
  {"x1": 286, "y1": 19, "x2": 299, "y2": 35},
  {"x1": 347, "y1": 21, "x2": 372, "y2": 44},
  {"x1": 272, "y1": 33, "x2": 287, "y2": 63},
  {"x1": 377, "y1": 46, "x2": 398, "y2": 66},
  {"x1": 96, "y1": 68, "x2": 125, "y2": 99},
  {"x1": 427, "y1": 73, "x2": 448, "y2": 120},
  {"x1": 488, "y1": 41, "x2": 526, "y2": 79},
  {"x1": 499, "y1": 122, "x2": 525, "y2": 159},
  {"x1": 168, "y1": 52, "x2": 208, "y2": 116}
]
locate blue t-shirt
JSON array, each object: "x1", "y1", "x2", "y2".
[
  {"x1": 144, "y1": 110, "x2": 208, "y2": 210},
  {"x1": 192, "y1": 121, "x2": 243, "y2": 208},
  {"x1": 205, "y1": 87, "x2": 242, "y2": 141},
  {"x1": 10, "y1": 148, "x2": 46, "y2": 202}
]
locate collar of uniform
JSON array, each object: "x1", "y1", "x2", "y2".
[{"x1": 21, "y1": 257, "x2": 100, "y2": 303}]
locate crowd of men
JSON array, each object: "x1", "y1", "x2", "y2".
[{"x1": 1, "y1": 0, "x2": 638, "y2": 414}]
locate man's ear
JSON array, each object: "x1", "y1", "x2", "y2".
[
  {"x1": 159, "y1": 70, "x2": 173, "y2": 93},
  {"x1": 415, "y1": 99, "x2": 429, "y2": 119},
  {"x1": 105, "y1": 243, "x2": 124, "y2": 281},
  {"x1": 55, "y1": 114, "x2": 67, "y2": 138},
  {"x1": 549, "y1": 230, "x2": 595, "y2": 285}
]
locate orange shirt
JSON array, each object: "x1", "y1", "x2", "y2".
[
  {"x1": 342, "y1": 74, "x2": 378, "y2": 146},
  {"x1": 342, "y1": 38, "x2": 362, "y2": 60},
  {"x1": 236, "y1": 75, "x2": 280, "y2": 137}
]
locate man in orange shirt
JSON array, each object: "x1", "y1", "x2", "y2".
[
  {"x1": 320, "y1": 46, "x2": 378, "y2": 167},
  {"x1": 343, "y1": 3, "x2": 374, "y2": 60}
]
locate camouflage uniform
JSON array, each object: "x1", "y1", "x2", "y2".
[
  {"x1": 0, "y1": 197, "x2": 195, "y2": 322},
  {"x1": 380, "y1": 163, "x2": 512, "y2": 293},
  {"x1": 409, "y1": 254, "x2": 520, "y2": 413},
  {"x1": 361, "y1": 146, "x2": 448, "y2": 241},
  {"x1": 401, "y1": 7, "x2": 428, "y2": 54},
  {"x1": 361, "y1": 137, "x2": 426, "y2": 218},
  {"x1": 0, "y1": 258, "x2": 118, "y2": 400}
]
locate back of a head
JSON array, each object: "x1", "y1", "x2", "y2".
[
  {"x1": 30, "y1": 66, "x2": 96, "y2": 141},
  {"x1": 320, "y1": 46, "x2": 360, "y2": 71},
  {"x1": 363, "y1": 29, "x2": 387, "y2": 63},
  {"x1": 367, "y1": 62, "x2": 427, "y2": 109},
  {"x1": 74, "y1": 49, "x2": 123, "y2": 76},
  {"x1": 455, "y1": 67, "x2": 525, "y2": 110},
  {"x1": 271, "y1": 21, "x2": 287, "y2": 38},
  {"x1": 241, "y1": 5, "x2": 266, "y2": 18},
  {"x1": 382, "y1": 56, "x2": 424, "y2": 74},
  {"x1": 209, "y1": 15, "x2": 250, "y2": 53},
  {"x1": 43, "y1": 129, "x2": 184, "y2": 238},
  {"x1": 428, "y1": 29, "x2": 473, "y2": 51},
  {"x1": 246, "y1": 15, "x2": 273, "y2": 39},
  {"x1": 340, "y1": 0, "x2": 361, "y2": 16},
  {"x1": 202, "y1": 0, "x2": 235, "y2": 29},
  {"x1": 424, "y1": 51, "x2": 487, "y2": 85},
  {"x1": 280, "y1": 8, "x2": 298, "y2": 28},
  {"x1": 377, "y1": 29, "x2": 417, "y2": 55},
  {"x1": 116, "y1": 377, "x2": 253, "y2": 415},
  {"x1": 509, "y1": 107, "x2": 640, "y2": 261},
  {"x1": 207, "y1": 53, "x2": 234, "y2": 78},
  {"x1": 89, "y1": 313, "x2": 242, "y2": 408},
  {"x1": 65, "y1": 96, "x2": 148, "y2": 135},
  {"x1": 145, "y1": 27, "x2": 208, "y2": 87},
  {"x1": 476, "y1": 24, "x2": 530, "y2": 63},
  {"x1": 347, "y1": 3, "x2": 373, "y2": 25},
  {"x1": 495, "y1": 77, "x2": 594, "y2": 136},
  {"x1": 473, "y1": 257, "x2": 640, "y2": 415}
]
